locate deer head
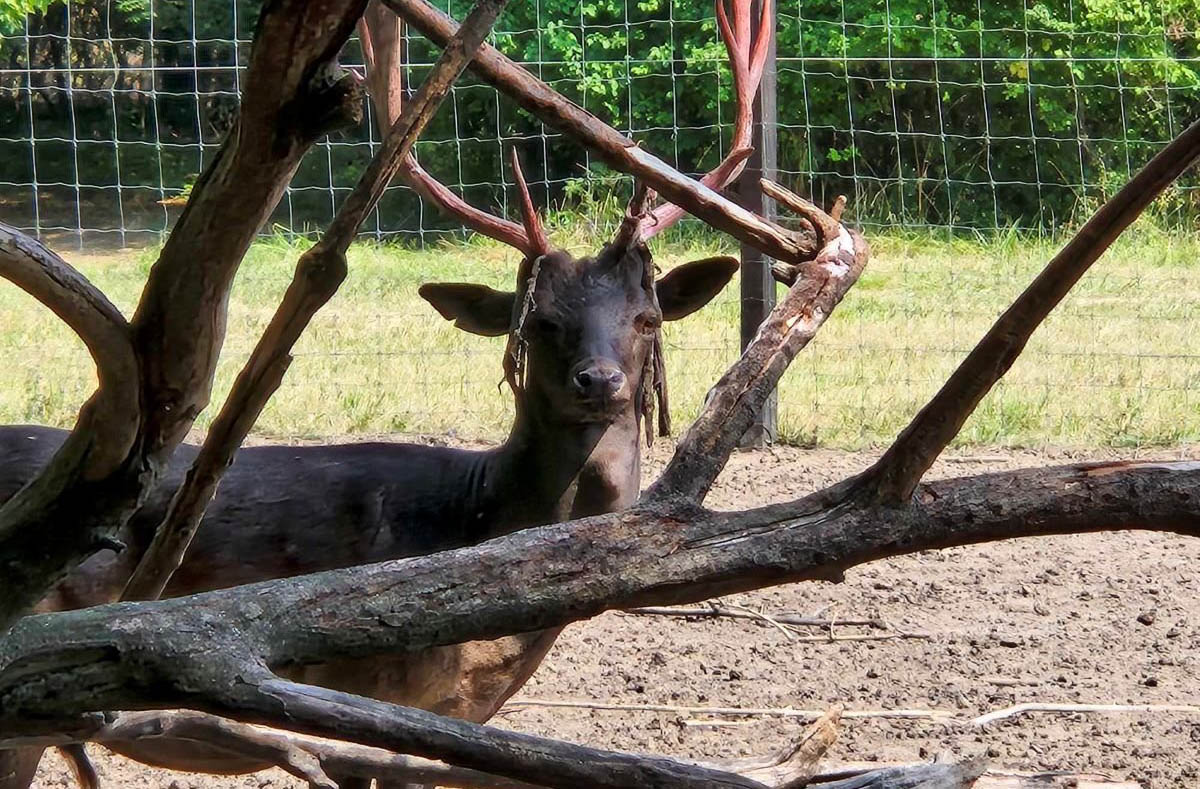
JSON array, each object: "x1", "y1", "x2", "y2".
[
  {"x1": 419, "y1": 161, "x2": 737, "y2": 439},
  {"x1": 358, "y1": 0, "x2": 792, "y2": 438}
]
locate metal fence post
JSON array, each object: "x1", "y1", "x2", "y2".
[{"x1": 736, "y1": 0, "x2": 778, "y2": 446}]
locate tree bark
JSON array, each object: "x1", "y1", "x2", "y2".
[
  {"x1": 0, "y1": 0, "x2": 369, "y2": 633},
  {"x1": 3, "y1": 458, "x2": 1199, "y2": 724},
  {"x1": 15, "y1": 707, "x2": 838, "y2": 789}
]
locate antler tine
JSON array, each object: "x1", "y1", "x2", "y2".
[
  {"x1": 760, "y1": 179, "x2": 842, "y2": 245},
  {"x1": 509, "y1": 147, "x2": 552, "y2": 258},
  {"x1": 359, "y1": 4, "x2": 535, "y2": 258},
  {"x1": 611, "y1": 181, "x2": 654, "y2": 250},
  {"x1": 640, "y1": 0, "x2": 771, "y2": 241}
]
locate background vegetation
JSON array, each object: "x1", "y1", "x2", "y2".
[{"x1": 1, "y1": 0, "x2": 1198, "y2": 236}]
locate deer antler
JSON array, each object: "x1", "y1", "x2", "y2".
[
  {"x1": 638, "y1": 0, "x2": 772, "y2": 241},
  {"x1": 358, "y1": 2, "x2": 540, "y2": 257},
  {"x1": 509, "y1": 148, "x2": 552, "y2": 258}
]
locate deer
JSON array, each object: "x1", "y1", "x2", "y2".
[
  {"x1": 0, "y1": 0, "x2": 834, "y2": 786},
  {"x1": 4, "y1": 197, "x2": 734, "y2": 789}
]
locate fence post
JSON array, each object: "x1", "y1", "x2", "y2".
[{"x1": 736, "y1": 0, "x2": 778, "y2": 446}]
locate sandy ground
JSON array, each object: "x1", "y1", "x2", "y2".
[{"x1": 29, "y1": 443, "x2": 1200, "y2": 788}]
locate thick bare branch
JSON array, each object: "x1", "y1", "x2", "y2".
[
  {"x1": 859, "y1": 117, "x2": 1200, "y2": 505},
  {"x1": 5, "y1": 458, "x2": 1200, "y2": 726},
  {"x1": 811, "y1": 759, "x2": 987, "y2": 788},
  {"x1": 0, "y1": 0, "x2": 368, "y2": 633},
  {"x1": 647, "y1": 186, "x2": 868, "y2": 503},
  {"x1": 383, "y1": 0, "x2": 823, "y2": 265},
  {"x1": 238, "y1": 677, "x2": 808, "y2": 789},
  {"x1": 131, "y1": 0, "x2": 368, "y2": 459},
  {"x1": 9, "y1": 672, "x2": 787, "y2": 789},
  {"x1": 120, "y1": 0, "x2": 509, "y2": 602}
]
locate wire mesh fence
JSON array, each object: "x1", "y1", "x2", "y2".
[
  {"x1": 0, "y1": 0, "x2": 1198, "y2": 448},
  {"x1": 4, "y1": 0, "x2": 1199, "y2": 243}
]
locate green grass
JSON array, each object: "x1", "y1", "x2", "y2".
[{"x1": 4, "y1": 225, "x2": 1199, "y2": 449}]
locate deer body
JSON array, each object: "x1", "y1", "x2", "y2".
[
  {"x1": 19, "y1": 416, "x2": 638, "y2": 615},
  {"x1": 3, "y1": 410, "x2": 636, "y2": 779}
]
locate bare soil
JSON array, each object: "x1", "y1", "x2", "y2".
[{"x1": 31, "y1": 444, "x2": 1200, "y2": 789}]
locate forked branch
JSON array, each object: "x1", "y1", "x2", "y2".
[
  {"x1": 0, "y1": 225, "x2": 138, "y2": 479},
  {"x1": 859, "y1": 117, "x2": 1200, "y2": 505},
  {"x1": 120, "y1": 0, "x2": 510, "y2": 602},
  {"x1": 648, "y1": 185, "x2": 866, "y2": 503},
  {"x1": 0, "y1": 0, "x2": 369, "y2": 632}
]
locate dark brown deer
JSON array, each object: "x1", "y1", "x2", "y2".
[
  {"x1": 0, "y1": 1, "x2": 790, "y2": 786},
  {"x1": 4, "y1": 201, "x2": 732, "y2": 789}
]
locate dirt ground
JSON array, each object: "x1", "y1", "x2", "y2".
[{"x1": 30, "y1": 442, "x2": 1200, "y2": 789}]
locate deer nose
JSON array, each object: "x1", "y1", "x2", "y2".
[{"x1": 572, "y1": 363, "x2": 626, "y2": 399}]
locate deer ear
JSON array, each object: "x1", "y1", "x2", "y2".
[
  {"x1": 419, "y1": 283, "x2": 515, "y2": 337},
  {"x1": 655, "y1": 256, "x2": 739, "y2": 321}
]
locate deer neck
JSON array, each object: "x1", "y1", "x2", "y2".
[{"x1": 487, "y1": 403, "x2": 642, "y2": 533}]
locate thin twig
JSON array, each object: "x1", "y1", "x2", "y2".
[
  {"x1": 722, "y1": 603, "x2": 800, "y2": 641},
  {"x1": 624, "y1": 605, "x2": 887, "y2": 630},
  {"x1": 791, "y1": 632, "x2": 931, "y2": 644},
  {"x1": 501, "y1": 699, "x2": 958, "y2": 722},
  {"x1": 503, "y1": 698, "x2": 1200, "y2": 731},
  {"x1": 971, "y1": 702, "x2": 1200, "y2": 728}
]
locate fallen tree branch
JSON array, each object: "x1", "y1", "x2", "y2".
[
  {"x1": 5, "y1": 460, "x2": 1200, "y2": 725},
  {"x1": 36, "y1": 707, "x2": 842, "y2": 789},
  {"x1": 120, "y1": 0, "x2": 509, "y2": 603},
  {"x1": 811, "y1": 763, "x2": 1138, "y2": 788},
  {"x1": 809, "y1": 759, "x2": 986, "y2": 788},
  {"x1": 859, "y1": 117, "x2": 1200, "y2": 505}
]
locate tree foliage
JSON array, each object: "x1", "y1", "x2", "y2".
[{"x1": 1, "y1": 0, "x2": 1197, "y2": 232}]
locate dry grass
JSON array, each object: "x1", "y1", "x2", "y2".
[{"x1": 3, "y1": 225, "x2": 1198, "y2": 449}]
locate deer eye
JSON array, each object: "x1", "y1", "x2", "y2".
[
  {"x1": 635, "y1": 313, "x2": 661, "y2": 335},
  {"x1": 530, "y1": 315, "x2": 561, "y2": 336}
]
